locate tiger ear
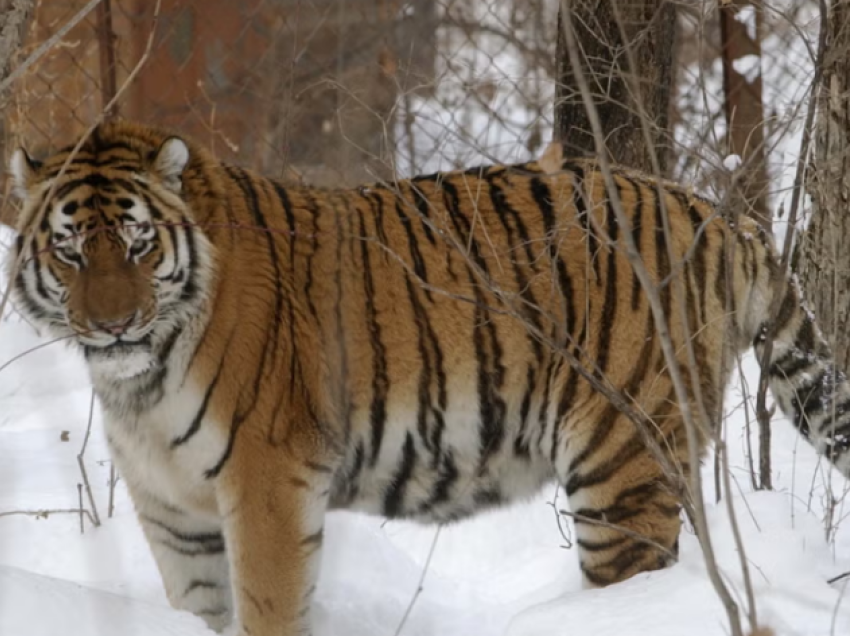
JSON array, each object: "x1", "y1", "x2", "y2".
[
  {"x1": 8, "y1": 147, "x2": 42, "y2": 199},
  {"x1": 151, "y1": 137, "x2": 189, "y2": 193}
]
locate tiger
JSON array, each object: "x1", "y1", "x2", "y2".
[{"x1": 3, "y1": 119, "x2": 850, "y2": 636}]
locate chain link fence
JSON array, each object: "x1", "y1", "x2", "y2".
[
  {"x1": 2, "y1": 0, "x2": 556, "y2": 189},
  {"x1": 0, "y1": 0, "x2": 820, "y2": 208}
]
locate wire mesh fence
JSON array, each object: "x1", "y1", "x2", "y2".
[
  {"x1": 2, "y1": 0, "x2": 555, "y2": 189},
  {"x1": 0, "y1": 0, "x2": 821, "y2": 214}
]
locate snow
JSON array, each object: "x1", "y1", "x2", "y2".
[
  {"x1": 1, "y1": 290, "x2": 850, "y2": 635},
  {"x1": 732, "y1": 54, "x2": 762, "y2": 83},
  {"x1": 724, "y1": 154, "x2": 743, "y2": 171},
  {"x1": 735, "y1": 6, "x2": 758, "y2": 42}
]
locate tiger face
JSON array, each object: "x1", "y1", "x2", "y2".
[{"x1": 5, "y1": 135, "x2": 211, "y2": 380}]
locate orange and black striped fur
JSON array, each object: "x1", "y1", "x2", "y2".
[{"x1": 4, "y1": 120, "x2": 850, "y2": 636}]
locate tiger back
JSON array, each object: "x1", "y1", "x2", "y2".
[{"x1": 4, "y1": 119, "x2": 850, "y2": 636}]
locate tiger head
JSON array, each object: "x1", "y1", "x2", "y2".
[{"x1": 3, "y1": 123, "x2": 215, "y2": 380}]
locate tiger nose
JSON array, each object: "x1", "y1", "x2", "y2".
[{"x1": 90, "y1": 313, "x2": 135, "y2": 336}]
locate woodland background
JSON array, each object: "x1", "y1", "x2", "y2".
[{"x1": 0, "y1": 1, "x2": 849, "y2": 635}]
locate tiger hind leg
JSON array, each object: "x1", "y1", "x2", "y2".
[{"x1": 556, "y1": 411, "x2": 688, "y2": 587}]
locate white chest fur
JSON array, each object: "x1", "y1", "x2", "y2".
[{"x1": 103, "y1": 379, "x2": 227, "y2": 519}]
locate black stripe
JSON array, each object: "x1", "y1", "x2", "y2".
[
  {"x1": 53, "y1": 174, "x2": 113, "y2": 199},
  {"x1": 653, "y1": 186, "x2": 671, "y2": 318},
  {"x1": 485, "y1": 171, "x2": 543, "y2": 358},
  {"x1": 178, "y1": 214, "x2": 199, "y2": 302},
  {"x1": 203, "y1": 169, "x2": 288, "y2": 476},
  {"x1": 573, "y1": 481, "x2": 674, "y2": 525},
  {"x1": 271, "y1": 181, "x2": 301, "y2": 400},
  {"x1": 530, "y1": 176, "x2": 575, "y2": 344},
  {"x1": 332, "y1": 196, "x2": 353, "y2": 440},
  {"x1": 340, "y1": 441, "x2": 365, "y2": 504},
  {"x1": 357, "y1": 208, "x2": 390, "y2": 467},
  {"x1": 441, "y1": 179, "x2": 490, "y2": 278},
  {"x1": 300, "y1": 529, "x2": 324, "y2": 548},
  {"x1": 29, "y1": 250, "x2": 52, "y2": 306},
  {"x1": 303, "y1": 193, "x2": 321, "y2": 320},
  {"x1": 158, "y1": 539, "x2": 225, "y2": 557},
  {"x1": 407, "y1": 182, "x2": 437, "y2": 245},
  {"x1": 228, "y1": 167, "x2": 284, "y2": 367},
  {"x1": 383, "y1": 433, "x2": 417, "y2": 517},
  {"x1": 364, "y1": 191, "x2": 390, "y2": 258},
  {"x1": 439, "y1": 176, "x2": 504, "y2": 466},
  {"x1": 576, "y1": 535, "x2": 629, "y2": 552},
  {"x1": 403, "y1": 274, "x2": 446, "y2": 463},
  {"x1": 142, "y1": 515, "x2": 224, "y2": 547},
  {"x1": 171, "y1": 364, "x2": 224, "y2": 447},
  {"x1": 551, "y1": 324, "x2": 586, "y2": 464},
  {"x1": 183, "y1": 580, "x2": 220, "y2": 596},
  {"x1": 570, "y1": 166, "x2": 601, "y2": 283},
  {"x1": 393, "y1": 199, "x2": 432, "y2": 301},
  {"x1": 474, "y1": 300, "x2": 507, "y2": 467},
  {"x1": 595, "y1": 186, "x2": 620, "y2": 375},
  {"x1": 514, "y1": 365, "x2": 537, "y2": 458},
  {"x1": 683, "y1": 199, "x2": 708, "y2": 326},
  {"x1": 535, "y1": 351, "x2": 558, "y2": 456},
  {"x1": 204, "y1": 413, "x2": 243, "y2": 479},
  {"x1": 564, "y1": 312, "x2": 655, "y2": 487},
  {"x1": 769, "y1": 349, "x2": 813, "y2": 379},
  {"x1": 425, "y1": 451, "x2": 458, "y2": 508}
]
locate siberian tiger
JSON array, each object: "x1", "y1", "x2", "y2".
[{"x1": 3, "y1": 120, "x2": 850, "y2": 636}]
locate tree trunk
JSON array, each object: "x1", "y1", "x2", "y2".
[
  {"x1": 797, "y1": 1, "x2": 850, "y2": 374},
  {"x1": 719, "y1": 0, "x2": 771, "y2": 233},
  {"x1": 0, "y1": 0, "x2": 35, "y2": 225},
  {"x1": 0, "y1": 0, "x2": 34, "y2": 100},
  {"x1": 554, "y1": 0, "x2": 676, "y2": 173}
]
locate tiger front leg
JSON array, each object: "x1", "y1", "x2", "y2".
[
  {"x1": 215, "y1": 429, "x2": 334, "y2": 636},
  {"x1": 129, "y1": 486, "x2": 233, "y2": 632}
]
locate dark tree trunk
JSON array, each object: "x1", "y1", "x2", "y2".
[
  {"x1": 797, "y1": 0, "x2": 850, "y2": 375},
  {"x1": 554, "y1": 0, "x2": 676, "y2": 173},
  {"x1": 719, "y1": 0, "x2": 771, "y2": 233}
]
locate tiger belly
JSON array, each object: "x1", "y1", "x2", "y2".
[{"x1": 328, "y1": 400, "x2": 556, "y2": 523}]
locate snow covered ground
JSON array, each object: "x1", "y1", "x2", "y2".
[{"x1": 1, "y1": 302, "x2": 849, "y2": 636}]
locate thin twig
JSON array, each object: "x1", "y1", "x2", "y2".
[
  {"x1": 0, "y1": 333, "x2": 84, "y2": 376},
  {"x1": 557, "y1": 509, "x2": 678, "y2": 561},
  {"x1": 77, "y1": 389, "x2": 101, "y2": 527},
  {"x1": 392, "y1": 526, "x2": 442, "y2": 636},
  {"x1": 77, "y1": 484, "x2": 84, "y2": 534},
  {"x1": 548, "y1": 485, "x2": 573, "y2": 549},
  {"x1": 828, "y1": 571, "x2": 850, "y2": 586},
  {"x1": 107, "y1": 463, "x2": 118, "y2": 518},
  {"x1": 0, "y1": 508, "x2": 96, "y2": 525},
  {"x1": 830, "y1": 577, "x2": 849, "y2": 636}
]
